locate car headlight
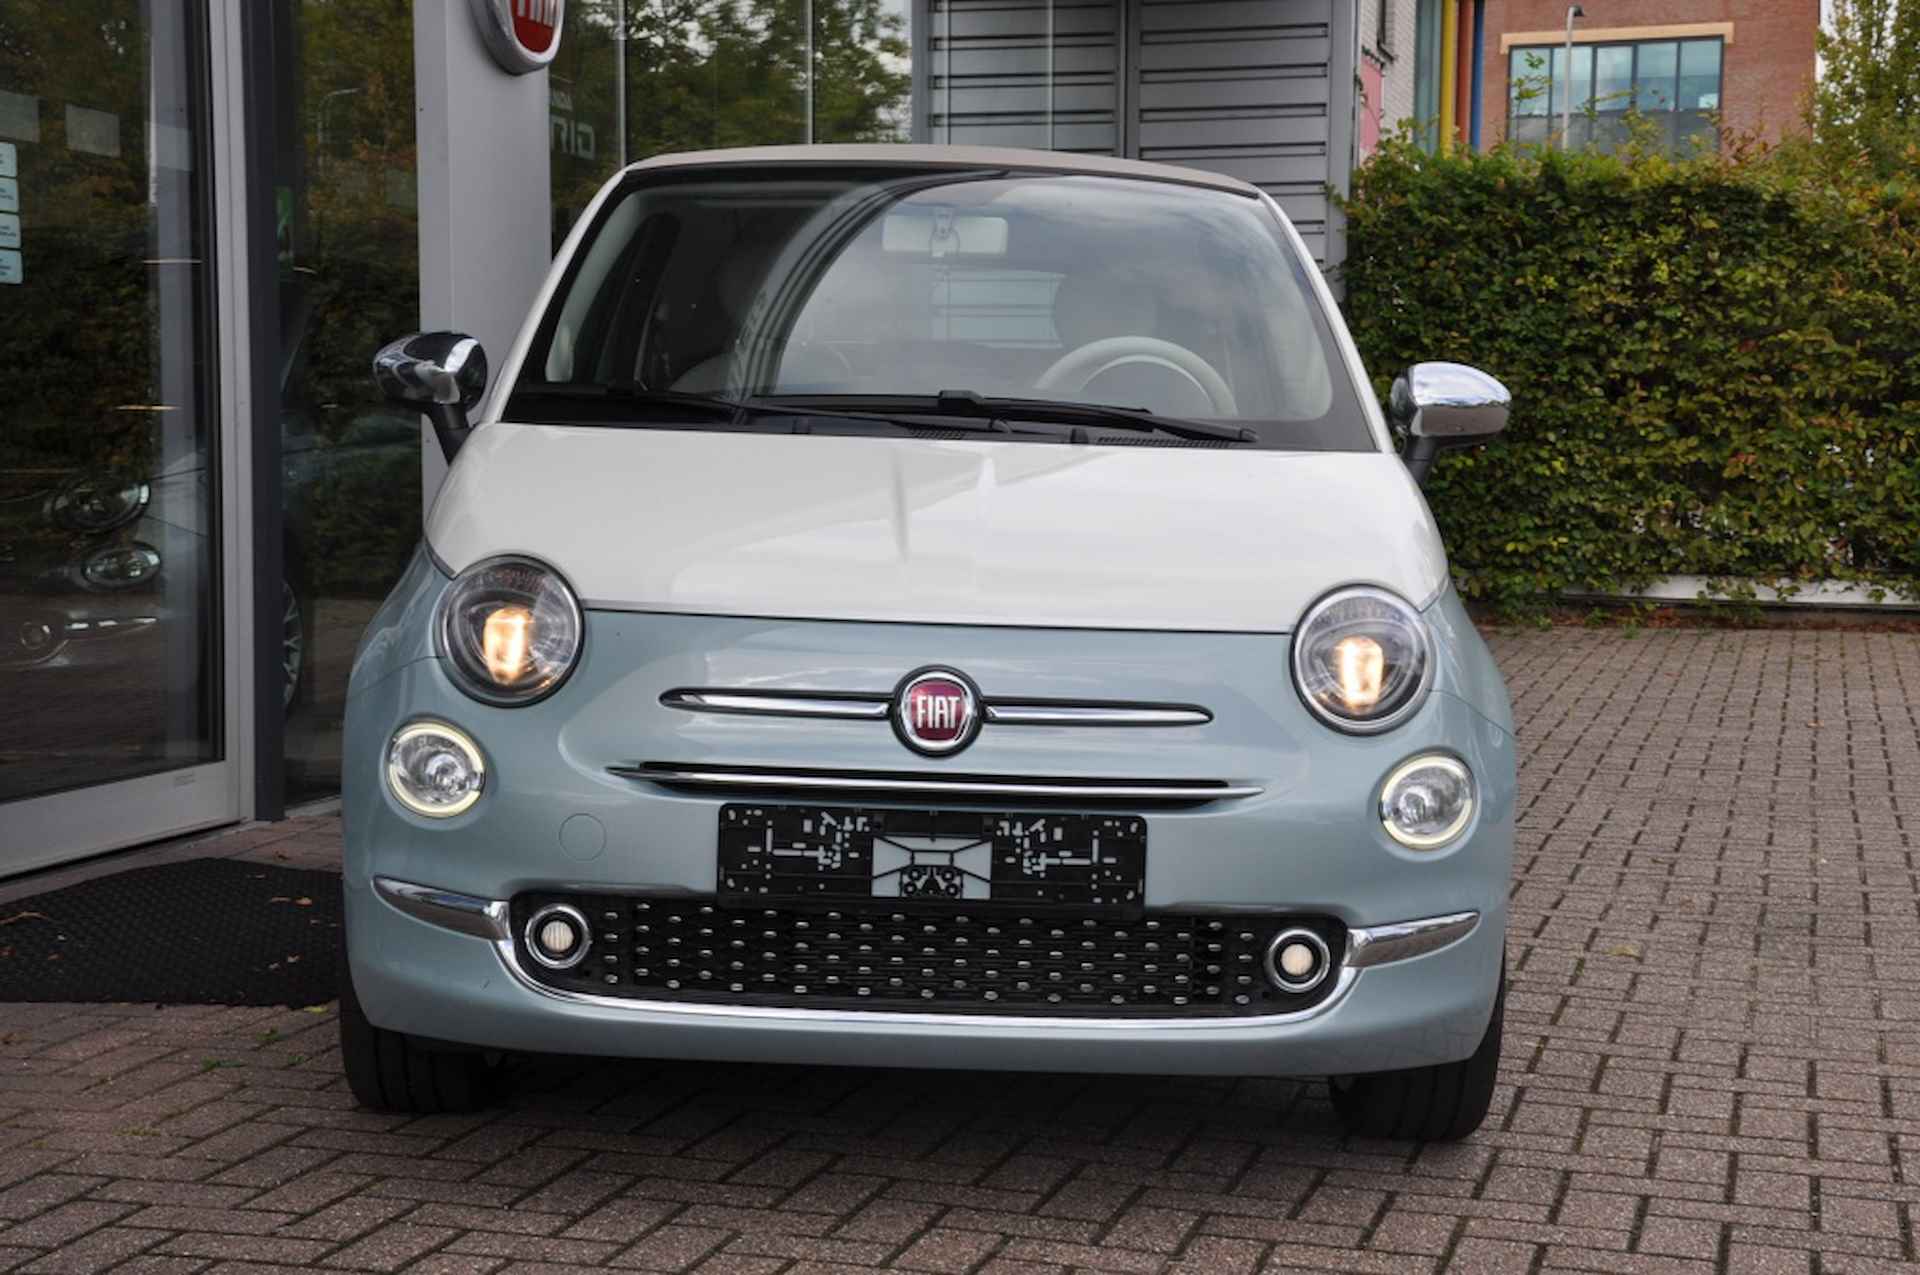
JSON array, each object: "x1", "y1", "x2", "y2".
[
  {"x1": 387, "y1": 720, "x2": 486, "y2": 817},
  {"x1": 82, "y1": 543, "x2": 162, "y2": 588},
  {"x1": 51, "y1": 477, "x2": 150, "y2": 533},
  {"x1": 1291, "y1": 585, "x2": 1432, "y2": 732},
  {"x1": 1380, "y1": 754, "x2": 1475, "y2": 849},
  {"x1": 437, "y1": 554, "x2": 583, "y2": 705}
]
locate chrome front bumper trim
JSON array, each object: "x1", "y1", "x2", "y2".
[
  {"x1": 374, "y1": 877, "x2": 510, "y2": 941},
  {"x1": 610, "y1": 763, "x2": 1261, "y2": 801},
  {"x1": 486, "y1": 939, "x2": 1361, "y2": 1030},
  {"x1": 373, "y1": 878, "x2": 1481, "y2": 1029},
  {"x1": 1344, "y1": 911, "x2": 1479, "y2": 969}
]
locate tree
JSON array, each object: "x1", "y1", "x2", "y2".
[
  {"x1": 1812, "y1": 0, "x2": 1920, "y2": 176},
  {"x1": 550, "y1": 0, "x2": 912, "y2": 239}
]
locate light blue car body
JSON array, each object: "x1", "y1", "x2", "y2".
[{"x1": 342, "y1": 545, "x2": 1512, "y2": 1077}]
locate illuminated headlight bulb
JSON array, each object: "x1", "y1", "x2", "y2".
[
  {"x1": 1380, "y1": 755, "x2": 1475, "y2": 850},
  {"x1": 1332, "y1": 635, "x2": 1385, "y2": 712},
  {"x1": 483, "y1": 605, "x2": 534, "y2": 683},
  {"x1": 386, "y1": 721, "x2": 486, "y2": 817}
]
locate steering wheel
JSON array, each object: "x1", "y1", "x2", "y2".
[{"x1": 1034, "y1": 336, "x2": 1238, "y2": 416}]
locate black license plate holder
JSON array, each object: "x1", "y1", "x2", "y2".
[{"x1": 717, "y1": 804, "x2": 1146, "y2": 912}]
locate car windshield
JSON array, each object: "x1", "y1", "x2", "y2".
[{"x1": 510, "y1": 166, "x2": 1370, "y2": 450}]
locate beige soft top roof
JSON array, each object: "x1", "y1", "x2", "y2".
[{"x1": 621, "y1": 144, "x2": 1262, "y2": 197}]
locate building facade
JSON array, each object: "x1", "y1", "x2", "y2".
[
  {"x1": 1352, "y1": 1, "x2": 1819, "y2": 161},
  {"x1": 0, "y1": 0, "x2": 1359, "y2": 874},
  {"x1": 1358, "y1": 1, "x2": 1489, "y2": 158},
  {"x1": 1359, "y1": 0, "x2": 1421, "y2": 155},
  {"x1": 1480, "y1": 0, "x2": 1820, "y2": 151},
  {"x1": 915, "y1": 1, "x2": 1357, "y2": 261}
]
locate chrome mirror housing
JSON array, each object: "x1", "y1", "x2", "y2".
[
  {"x1": 1389, "y1": 362, "x2": 1510, "y2": 440},
  {"x1": 373, "y1": 332, "x2": 487, "y2": 461},
  {"x1": 373, "y1": 332, "x2": 488, "y2": 410},
  {"x1": 1388, "y1": 362, "x2": 1510, "y2": 486}
]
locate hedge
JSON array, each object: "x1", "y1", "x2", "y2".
[{"x1": 1340, "y1": 137, "x2": 1920, "y2": 613}]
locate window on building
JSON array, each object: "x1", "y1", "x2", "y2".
[
  {"x1": 1507, "y1": 36, "x2": 1722, "y2": 154},
  {"x1": 1413, "y1": 0, "x2": 1442, "y2": 151}
]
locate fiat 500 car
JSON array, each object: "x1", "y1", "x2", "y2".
[{"x1": 341, "y1": 145, "x2": 1516, "y2": 1141}]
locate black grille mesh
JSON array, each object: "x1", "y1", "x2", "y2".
[{"x1": 511, "y1": 894, "x2": 1344, "y2": 1018}]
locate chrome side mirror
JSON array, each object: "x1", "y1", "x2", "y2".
[
  {"x1": 373, "y1": 331, "x2": 488, "y2": 461},
  {"x1": 1388, "y1": 361, "x2": 1510, "y2": 485}
]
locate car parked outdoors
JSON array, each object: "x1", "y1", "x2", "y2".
[{"x1": 340, "y1": 146, "x2": 1516, "y2": 1142}]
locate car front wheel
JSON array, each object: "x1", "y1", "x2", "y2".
[
  {"x1": 1328, "y1": 968, "x2": 1503, "y2": 1142},
  {"x1": 337, "y1": 942, "x2": 497, "y2": 1113}
]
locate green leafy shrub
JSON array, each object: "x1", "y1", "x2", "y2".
[{"x1": 1341, "y1": 137, "x2": 1920, "y2": 613}]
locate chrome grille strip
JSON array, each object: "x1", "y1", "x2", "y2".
[
  {"x1": 661, "y1": 690, "x2": 889, "y2": 719},
  {"x1": 661, "y1": 687, "x2": 1210, "y2": 728},
  {"x1": 610, "y1": 763, "x2": 1262, "y2": 801},
  {"x1": 984, "y1": 703, "x2": 1211, "y2": 727}
]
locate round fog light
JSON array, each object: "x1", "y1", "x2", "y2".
[
  {"x1": 525, "y1": 904, "x2": 591, "y2": 970},
  {"x1": 1264, "y1": 927, "x2": 1331, "y2": 993},
  {"x1": 386, "y1": 721, "x2": 486, "y2": 817},
  {"x1": 1380, "y1": 754, "x2": 1475, "y2": 849}
]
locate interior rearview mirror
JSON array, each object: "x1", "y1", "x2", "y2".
[
  {"x1": 1388, "y1": 361, "x2": 1510, "y2": 485},
  {"x1": 373, "y1": 331, "x2": 488, "y2": 462},
  {"x1": 881, "y1": 210, "x2": 1010, "y2": 257}
]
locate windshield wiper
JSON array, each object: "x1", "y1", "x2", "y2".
[
  {"x1": 770, "y1": 391, "x2": 1255, "y2": 443},
  {"x1": 510, "y1": 383, "x2": 1011, "y2": 434},
  {"x1": 943, "y1": 393, "x2": 1256, "y2": 443},
  {"x1": 512, "y1": 385, "x2": 1251, "y2": 444}
]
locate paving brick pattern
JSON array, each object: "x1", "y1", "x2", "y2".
[{"x1": 2, "y1": 629, "x2": 1917, "y2": 1274}]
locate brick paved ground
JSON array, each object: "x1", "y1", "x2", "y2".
[{"x1": 2, "y1": 628, "x2": 1917, "y2": 1275}]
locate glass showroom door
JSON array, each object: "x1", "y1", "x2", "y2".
[{"x1": 0, "y1": 2, "x2": 247, "y2": 874}]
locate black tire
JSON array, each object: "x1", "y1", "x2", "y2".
[
  {"x1": 1328, "y1": 971, "x2": 1504, "y2": 1142},
  {"x1": 338, "y1": 942, "x2": 496, "y2": 1114}
]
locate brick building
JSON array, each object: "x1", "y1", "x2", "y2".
[
  {"x1": 1479, "y1": 1, "x2": 1820, "y2": 151},
  {"x1": 1359, "y1": 0, "x2": 1424, "y2": 156}
]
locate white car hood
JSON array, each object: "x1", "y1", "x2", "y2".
[{"x1": 426, "y1": 424, "x2": 1449, "y2": 633}]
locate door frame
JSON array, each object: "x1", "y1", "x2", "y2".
[{"x1": 0, "y1": 0, "x2": 258, "y2": 876}]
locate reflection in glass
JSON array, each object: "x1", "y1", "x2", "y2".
[
  {"x1": 1593, "y1": 46, "x2": 1633, "y2": 111},
  {"x1": 1510, "y1": 49, "x2": 1550, "y2": 119},
  {"x1": 272, "y1": 1, "x2": 423, "y2": 803},
  {"x1": 1679, "y1": 40, "x2": 1722, "y2": 111},
  {"x1": 551, "y1": 0, "x2": 914, "y2": 244},
  {"x1": 1562, "y1": 45, "x2": 1593, "y2": 125},
  {"x1": 813, "y1": 0, "x2": 912, "y2": 144},
  {"x1": 0, "y1": 1, "x2": 222, "y2": 807},
  {"x1": 1636, "y1": 42, "x2": 1678, "y2": 112}
]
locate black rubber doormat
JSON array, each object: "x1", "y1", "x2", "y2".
[{"x1": 0, "y1": 858, "x2": 341, "y2": 1007}]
